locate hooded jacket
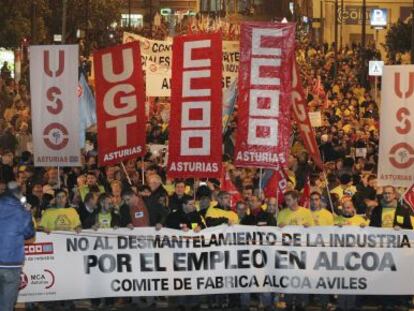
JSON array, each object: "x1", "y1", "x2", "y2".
[{"x1": 0, "y1": 193, "x2": 35, "y2": 267}]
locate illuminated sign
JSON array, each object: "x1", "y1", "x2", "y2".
[{"x1": 370, "y1": 9, "x2": 388, "y2": 28}]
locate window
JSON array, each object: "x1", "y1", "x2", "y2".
[{"x1": 121, "y1": 14, "x2": 144, "y2": 28}]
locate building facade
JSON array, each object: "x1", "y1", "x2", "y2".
[{"x1": 314, "y1": 0, "x2": 413, "y2": 51}]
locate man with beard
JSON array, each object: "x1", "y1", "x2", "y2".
[
  {"x1": 369, "y1": 185, "x2": 412, "y2": 229},
  {"x1": 205, "y1": 191, "x2": 239, "y2": 227}
]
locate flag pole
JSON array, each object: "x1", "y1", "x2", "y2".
[
  {"x1": 121, "y1": 162, "x2": 132, "y2": 186},
  {"x1": 322, "y1": 170, "x2": 335, "y2": 215},
  {"x1": 193, "y1": 179, "x2": 196, "y2": 200},
  {"x1": 259, "y1": 167, "x2": 263, "y2": 198},
  {"x1": 57, "y1": 165, "x2": 61, "y2": 188},
  {"x1": 141, "y1": 156, "x2": 145, "y2": 185}
]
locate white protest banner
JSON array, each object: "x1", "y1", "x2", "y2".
[
  {"x1": 222, "y1": 40, "x2": 239, "y2": 89},
  {"x1": 122, "y1": 32, "x2": 172, "y2": 69},
  {"x1": 146, "y1": 61, "x2": 171, "y2": 97},
  {"x1": 123, "y1": 32, "x2": 239, "y2": 95},
  {"x1": 308, "y1": 111, "x2": 322, "y2": 127},
  {"x1": 18, "y1": 226, "x2": 414, "y2": 302},
  {"x1": 378, "y1": 65, "x2": 414, "y2": 187},
  {"x1": 29, "y1": 45, "x2": 81, "y2": 166}
]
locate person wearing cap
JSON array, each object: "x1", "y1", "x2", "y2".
[{"x1": 0, "y1": 181, "x2": 35, "y2": 311}]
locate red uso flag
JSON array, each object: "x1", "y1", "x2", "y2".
[
  {"x1": 167, "y1": 33, "x2": 223, "y2": 178},
  {"x1": 234, "y1": 22, "x2": 295, "y2": 168},
  {"x1": 94, "y1": 42, "x2": 146, "y2": 166}
]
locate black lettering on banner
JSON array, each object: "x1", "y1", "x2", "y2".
[
  {"x1": 84, "y1": 254, "x2": 132, "y2": 274},
  {"x1": 196, "y1": 275, "x2": 259, "y2": 290},
  {"x1": 221, "y1": 76, "x2": 232, "y2": 88},
  {"x1": 306, "y1": 234, "x2": 325, "y2": 247},
  {"x1": 118, "y1": 236, "x2": 127, "y2": 249},
  {"x1": 282, "y1": 233, "x2": 302, "y2": 246},
  {"x1": 161, "y1": 78, "x2": 171, "y2": 90},
  {"x1": 262, "y1": 275, "x2": 311, "y2": 289},
  {"x1": 275, "y1": 251, "x2": 306, "y2": 269},
  {"x1": 140, "y1": 253, "x2": 166, "y2": 272},
  {"x1": 316, "y1": 277, "x2": 367, "y2": 290},
  {"x1": 67, "y1": 237, "x2": 89, "y2": 252},
  {"x1": 111, "y1": 278, "x2": 169, "y2": 292},
  {"x1": 359, "y1": 277, "x2": 367, "y2": 289},
  {"x1": 173, "y1": 253, "x2": 186, "y2": 271},
  {"x1": 401, "y1": 234, "x2": 411, "y2": 248},
  {"x1": 237, "y1": 250, "x2": 250, "y2": 268},
  {"x1": 252, "y1": 249, "x2": 267, "y2": 268},
  {"x1": 174, "y1": 277, "x2": 191, "y2": 290},
  {"x1": 314, "y1": 251, "x2": 397, "y2": 271},
  {"x1": 93, "y1": 236, "x2": 113, "y2": 250}
]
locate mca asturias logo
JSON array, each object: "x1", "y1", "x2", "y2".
[
  {"x1": 25, "y1": 242, "x2": 54, "y2": 256},
  {"x1": 19, "y1": 272, "x2": 28, "y2": 290},
  {"x1": 20, "y1": 269, "x2": 56, "y2": 290}
]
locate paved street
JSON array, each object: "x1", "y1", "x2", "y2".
[{"x1": 16, "y1": 299, "x2": 414, "y2": 311}]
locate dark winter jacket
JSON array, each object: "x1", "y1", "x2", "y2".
[
  {"x1": 0, "y1": 193, "x2": 35, "y2": 267},
  {"x1": 370, "y1": 200, "x2": 412, "y2": 229}
]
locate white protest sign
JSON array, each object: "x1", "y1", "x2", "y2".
[
  {"x1": 308, "y1": 111, "x2": 322, "y2": 127},
  {"x1": 18, "y1": 226, "x2": 414, "y2": 302},
  {"x1": 356, "y1": 148, "x2": 368, "y2": 158},
  {"x1": 146, "y1": 62, "x2": 171, "y2": 97},
  {"x1": 123, "y1": 32, "x2": 239, "y2": 95},
  {"x1": 378, "y1": 65, "x2": 414, "y2": 186}
]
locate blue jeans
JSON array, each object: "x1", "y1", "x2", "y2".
[{"x1": 0, "y1": 267, "x2": 22, "y2": 311}]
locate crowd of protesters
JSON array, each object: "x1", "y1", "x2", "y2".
[{"x1": 1, "y1": 30, "x2": 412, "y2": 310}]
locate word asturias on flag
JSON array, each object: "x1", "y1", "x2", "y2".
[
  {"x1": 167, "y1": 33, "x2": 223, "y2": 178},
  {"x1": 30, "y1": 45, "x2": 81, "y2": 167},
  {"x1": 234, "y1": 22, "x2": 296, "y2": 169},
  {"x1": 94, "y1": 42, "x2": 146, "y2": 166}
]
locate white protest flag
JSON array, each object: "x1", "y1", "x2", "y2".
[
  {"x1": 378, "y1": 66, "x2": 414, "y2": 187},
  {"x1": 29, "y1": 45, "x2": 80, "y2": 166}
]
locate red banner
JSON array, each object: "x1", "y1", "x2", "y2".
[
  {"x1": 167, "y1": 33, "x2": 223, "y2": 178},
  {"x1": 94, "y1": 42, "x2": 146, "y2": 166},
  {"x1": 234, "y1": 22, "x2": 296, "y2": 169},
  {"x1": 403, "y1": 183, "x2": 414, "y2": 213},
  {"x1": 292, "y1": 59, "x2": 323, "y2": 169},
  {"x1": 220, "y1": 167, "x2": 242, "y2": 209},
  {"x1": 263, "y1": 169, "x2": 287, "y2": 204}
]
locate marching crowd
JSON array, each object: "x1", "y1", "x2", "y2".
[{"x1": 0, "y1": 34, "x2": 411, "y2": 311}]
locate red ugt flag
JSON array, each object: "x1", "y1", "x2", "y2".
[{"x1": 94, "y1": 42, "x2": 146, "y2": 166}]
